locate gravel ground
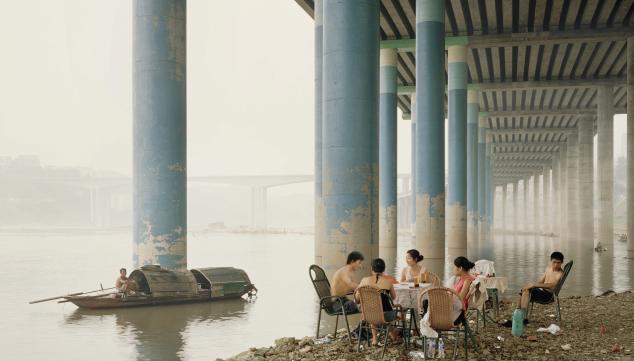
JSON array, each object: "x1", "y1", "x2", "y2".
[{"x1": 219, "y1": 291, "x2": 634, "y2": 361}]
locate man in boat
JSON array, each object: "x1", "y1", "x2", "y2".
[
  {"x1": 115, "y1": 268, "x2": 138, "y2": 294},
  {"x1": 330, "y1": 251, "x2": 364, "y2": 313}
]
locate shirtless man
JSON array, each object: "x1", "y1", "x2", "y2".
[
  {"x1": 330, "y1": 251, "x2": 364, "y2": 313},
  {"x1": 116, "y1": 268, "x2": 137, "y2": 293},
  {"x1": 518, "y1": 251, "x2": 564, "y2": 312}
]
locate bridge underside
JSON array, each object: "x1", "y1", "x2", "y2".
[{"x1": 297, "y1": 0, "x2": 634, "y2": 275}]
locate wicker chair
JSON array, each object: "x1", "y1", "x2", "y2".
[
  {"x1": 527, "y1": 260, "x2": 574, "y2": 324},
  {"x1": 308, "y1": 264, "x2": 359, "y2": 343},
  {"x1": 422, "y1": 271, "x2": 442, "y2": 287},
  {"x1": 355, "y1": 286, "x2": 402, "y2": 360},
  {"x1": 417, "y1": 287, "x2": 477, "y2": 361}
]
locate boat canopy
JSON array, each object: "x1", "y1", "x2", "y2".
[
  {"x1": 191, "y1": 267, "x2": 254, "y2": 298},
  {"x1": 130, "y1": 265, "x2": 199, "y2": 297}
]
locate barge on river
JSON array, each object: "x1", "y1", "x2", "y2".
[{"x1": 62, "y1": 265, "x2": 257, "y2": 309}]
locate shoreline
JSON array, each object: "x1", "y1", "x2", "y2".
[{"x1": 220, "y1": 291, "x2": 633, "y2": 361}]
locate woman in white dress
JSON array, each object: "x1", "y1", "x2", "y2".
[{"x1": 399, "y1": 249, "x2": 428, "y2": 283}]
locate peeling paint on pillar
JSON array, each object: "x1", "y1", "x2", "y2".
[
  {"x1": 416, "y1": 0, "x2": 445, "y2": 271},
  {"x1": 447, "y1": 44, "x2": 467, "y2": 255},
  {"x1": 566, "y1": 133, "x2": 579, "y2": 244},
  {"x1": 322, "y1": 0, "x2": 380, "y2": 276},
  {"x1": 627, "y1": 37, "x2": 634, "y2": 259},
  {"x1": 466, "y1": 90, "x2": 479, "y2": 256},
  {"x1": 314, "y1": 0, "x2": 324, "y2": 265},
  {"x1": 133, "y1": 0, "x2": 187, "y2": 271},
  {"x1": 577, "y1": 115, "x2": 594, "y2": 250},
  {"x1": 379, "y1": 48, "x2": 398, "y2": 259}
]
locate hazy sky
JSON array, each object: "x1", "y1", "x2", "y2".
[{"x1": 0, "y1": 0, "x2": 625, "y2": 177}]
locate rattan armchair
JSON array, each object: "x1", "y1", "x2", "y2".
[
  {"x1": 417, "y1": 287, "x2": 477, "y2": 361},
  {"x1": 355, "y1": 286, "x2": 404, "y2": 360}
]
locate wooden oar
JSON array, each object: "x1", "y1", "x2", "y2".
[{"x1": 29, "y1": 287, "x2": 116, "y2": 304}]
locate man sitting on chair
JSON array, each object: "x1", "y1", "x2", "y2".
[
  {"x1": 518, "y1": 251, "x2": 564, "y2": 317},
  {"x1": 331, "y1": 251, "x2": 364, "y2": 313}
]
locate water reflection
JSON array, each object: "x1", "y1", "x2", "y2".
[{"x1": 65, "y1": 299, "x2": 248, "y2": 361}]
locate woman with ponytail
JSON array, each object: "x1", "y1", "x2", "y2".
[
  {"x1": 452, "y1": 256, "x2": 476, "y2": 311},
  {"x1": 399, "y1": 249, "x2": 428, "y2": 283}
]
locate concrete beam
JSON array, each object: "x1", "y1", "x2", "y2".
[
  {"x1": 483, "y1": 108, "x2": 626, "y2": 117},
  {"x1": 494, "y1": 160, "x2": 551, "y2": 166},
  {"x1": 488, "y1": 127, "x2": 576, "y2": 136},
  {"x1": 492, "y1": 141, "x2": 565, "y2": 147},
  {"x1": 380, "y1": 28, "x2": 634, "y2": 51},
  {"x1": 397, "y1": 78, "x2": 625, "y2": 94},
  {"x1": 492, "y1": 152, "x2": 553, "y2": 158}
]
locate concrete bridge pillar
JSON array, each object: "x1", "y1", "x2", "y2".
[
  {"x1": 313, "y1": 0, "x2": 324, "y2": 265},
  {"x1": 578, "y1": 115, "x2": 594, "y2": 250},
  {"x1": 523, "y1": 176, "x2": 530, "y2": 233},
  {"x1": 133, "y1": 0, "x2": 187, "y2": 271},
  {"x1": 477, "y1": 117, "x2": 488, "y2": 245},
  {"x1": 501, "y1": 183, "x2": 507, "y2": 232},
  {"x1": 552, "y1": 154, "x2": 560, "y2": 236},
  {"x1": 447, "y1": 44, "x2": 468, "y2": 256},
  {"x1": 559, "y1": 145, "x2": 568, "y2": 241},
  {"x1": 533, "y1": 172, "x2": 541, "y2": 234},
  {"x1": 543, "y1": 165, "x2": 551, "y2": 235},
  {"x1": 627, "y1": 37, "x2": 634, "y2": 258},
  {"x1": 322, "y1": 0, "x2": 379, "y2": 275},
  {"x1": 411, "y1": 96, "x2": 417, "y2": 236},
  {"x1": 566, "y1": 133, "x2": 579, "y2": 244},
  {"x1": 415, "y1": 0, "x2": 445, "y2": 273},
  {"x1": 379, "y1": 48, "x2": 398, "y2": 260},
  {"x1": 466, "y1": 90, "x2": 479, "y2": 254},
  {"x1": 597, "y1": 86, "x2": 614, "y2": 247},
  {"x1": 250, "y1": 187, "x2": 268, "y2": 230},
  {"x1": 513, "y1": 180, "x2": 519, "y2": 234}
]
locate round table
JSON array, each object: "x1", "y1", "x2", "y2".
[{"x1": 393, "y1": 283, "x2": 432, "y2": 313}]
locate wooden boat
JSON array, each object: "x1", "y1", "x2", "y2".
[{"x1": 60, "y1": 265, "x2": 257, "y2": 309}]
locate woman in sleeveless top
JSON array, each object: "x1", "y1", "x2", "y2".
[
  {"x1": 356, "y1": 258, "x2": 401, "y2": 346},
  {"x1": 452, "y1": 256, "x2": 476, "y2": 325},
  {"x1": 399, "y1": 249, "x2": 428, "y2": 282}
]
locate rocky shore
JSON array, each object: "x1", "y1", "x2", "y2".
[{"x1": 220, "y1": 291, "x2": 633, "y2": 361}]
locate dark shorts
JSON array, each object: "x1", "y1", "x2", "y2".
[
  {"x1": 333, "y1": 298, "x2": 359, "y2": 314},
  {"x1": 384, "y1": 310, "x2": 398, "y2": 322},
  {"x1": 530, "y1": 288, "x2": 554, "y2": 303}
]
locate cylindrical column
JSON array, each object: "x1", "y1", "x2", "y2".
[
  {"x1": 597, "y1": 86, "x2": 614, "y2": 247},
  {"x1": 379, "y1": 48, "x2": 398, "y2": 259},
  {"x1": 133, "y1": 0, "x2": 187, "y2": 271},
  {"x1": 552, "y1": 153, "x2": 560, "y2": 236},
  {"x1": 411, "y1": 96, "x2": 417, "y2": 235},
  {"x1": 502, "y1": 184, "x2": 507, "y2": 232},
  {"x1": 322, "y1": 0, "x2": 380, "y2": 274},
  {"x1": 485, "y1": 134, "x2": 493, "y2": 241},
  {"x1": 314, "y1": 0, "x2": 324, "y2": 265},
  {"x1": 415, "y1": 0, "x2": 445, "y2": 271},
  {"x1": 477, "y1": 117, "x2": 487, "y2": 243},
  {"x1": 578, "y1": 115, "x2": 595, "y2": 250},
  {"x1": 533, "y1": 172, "x2": 541, "y2": 233},
  {"x1": 627, "y1": 37, "x2": 634, "y2": 258},
  {"x1": 466, "y1": 90, "x2": 479, "y2": 252},
  {"x1": 543, "y1": 165, "x2": 551, "y2": 234},
  {"x1": 566, "y1": 133, "x2": 579, "y2": 243},
  {"x1": 513, "y1": 180, "x2": 519, "y2": 233},
  {"x1": 523, "y1": 176, "x2": 530, "y2": 233},
  {"x1": 559, "y1": 145, "x2": 568, "y2": 241},
  {"x1": 447, "y1": 44, "x2": 468, "y2": 255}
]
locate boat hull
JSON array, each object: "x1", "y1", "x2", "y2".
[{"x1": 64, "y1": 293, "x2": 247, "y2": 310}]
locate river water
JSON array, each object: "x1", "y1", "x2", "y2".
[{"x1": 1, "y1": 231, "x2": 632, "y2": 360}]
